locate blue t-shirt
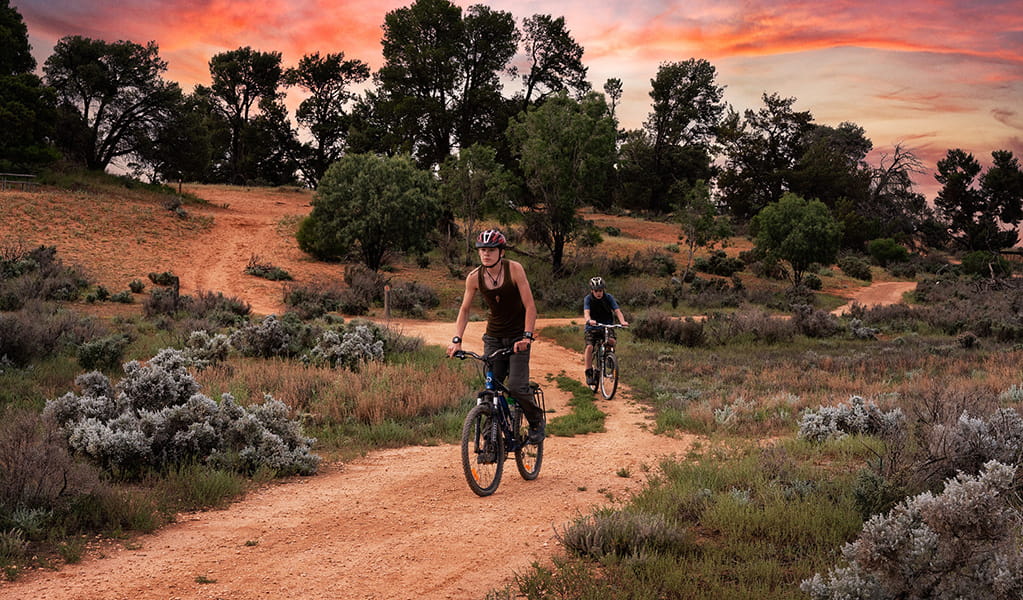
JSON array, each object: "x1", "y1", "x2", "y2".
[{"x1": 584, "y1": 292, "x2": 620, "y2": 331}]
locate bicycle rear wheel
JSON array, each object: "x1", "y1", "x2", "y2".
[
  {"x1": 600, "y1": 351, "x2": 619, "y2": 400},
  {"x1": 513, "y1": 407, "x2": 543, "y2": 480},
  {"x1": 461, "y1": 404, "x2": 505, "y2": 496}
]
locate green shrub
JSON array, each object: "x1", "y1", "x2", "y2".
[
  {"x1": 77, "y1": 334, "x2": 130, "y2": 371},
  {"x1": 147, "y1": 271, "x2": 177, "y2": 286},
  {"x1": 867, "y1": 238, "x2": 909, "y2": 266},
  {"x1": 837, "y1": 254, "x2": 873, "y2": 281},
  {"x1": 128, "y1": 279, "x2": 145, "y2": 293},
  {"x1": 961, "y1": 250, "x2": 1012, "y2": 278}
]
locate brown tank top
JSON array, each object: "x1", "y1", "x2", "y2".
[{"x1": 477, "y1": 260, "x2": 525, "y2": 339}]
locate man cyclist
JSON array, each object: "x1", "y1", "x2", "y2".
[
  {"x1": 583, "y1": 276, "x2": 628, "y2": 387},
  {"x1": 447, "y1": 229, "x2": 545, "y2": 443}
]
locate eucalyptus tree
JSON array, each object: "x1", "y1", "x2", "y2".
[
  {"x1": 638, "y1": 58, "x2": 725, "y2": 213},
  {"x1": 506, "y1": 92, "x2": 616, "y2": 272},
  {"x1": 204, "y1": 46, "x2": 286, "y2": 183},
  {"x1": 375, "y1": 0, "x2": 518, "y2": 168},
  {"x1": 752, "y1": 193, "x2": 842, "y2": 287},
  {"x1": 438, "y1": 143, "x2": 520, "y2": 262},
  {"x1": 284, "y1": 51, "x2": 370, "y2": 187},
  {"x1": 519, "y1": 14, "x2": 590, "y2": 111},
  {"x1": 0, "y1": 0, "x2": 57, "y2": 171},
  {"x1": 718, "y1": 93, "x2": 814, "y2": 222},
  {"x1": 43, "y1": 36, "x2": 181, "y2": 171},
  {"x1": 935, "y1": 149, "x2": 1023, "y2": 251}
]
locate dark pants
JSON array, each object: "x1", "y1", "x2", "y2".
[{"x1": 483, "y1": 334, "x2": 543, "y2": 426}]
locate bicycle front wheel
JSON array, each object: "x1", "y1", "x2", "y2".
[
  {"x1": 461, "y1": 404, "x2": 505, "y2": 496},
  {"x1": 600, "y1": 351, "x2": 619, "y2": 400},
  {"x1": 513, "y1": 408, "x2": 543, "y2": 480}
]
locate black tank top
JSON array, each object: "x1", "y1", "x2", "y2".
[{"x1": 477, "y1": 260, "x2": 525, "y2": 339}]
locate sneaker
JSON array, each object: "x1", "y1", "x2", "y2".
[
  {"x1": 527, "y1": 421, "x2": 545, "y2": 444},
  {"x1": 585, "y1": 368, "x2": 596, "y2": 386}
]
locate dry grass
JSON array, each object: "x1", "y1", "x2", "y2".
[{"x1": 196, "y1": 356, "x2": 473, "y2": 425}]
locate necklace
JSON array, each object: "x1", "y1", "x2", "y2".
[{"x1": 484, "y1": 263, "x2": 501, "y2": 287}]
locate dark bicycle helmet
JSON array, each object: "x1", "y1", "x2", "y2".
[
  {"x1": 589, "y1": 276, "x2": 606, "y2": 290},
  {"x1": 475, "y1": 228, "x2": 507, "y2": 248}
]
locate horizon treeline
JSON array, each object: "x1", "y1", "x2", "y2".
[{"x1": 2, "y1": 0, "x2": 1021, "y2": 256}]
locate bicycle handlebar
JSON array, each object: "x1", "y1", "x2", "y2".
[
  {"x1": 452, "y1": 347, "x2": 514, "y2": 362},
  {"x1": 589, "y1": 323, "x2": 628, "y2": 329}
]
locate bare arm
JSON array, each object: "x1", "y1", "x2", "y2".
[
  {"x1": 510, "y1": 260, "x2": 537, "y2": 353},
  {"x1": 614, "y1": 308, "x2": 628, "y2": 327}
]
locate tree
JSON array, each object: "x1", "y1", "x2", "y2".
[
  {"x1": 375, "y1": 0, "x2": 518, "y2": 168},
  {"x1": 130, "y1": 93, "x2": 214, "y2": 190},
  {"x1": 43, "y1": 36, "x2": 181, "y2": 171},
  {"x1": 789, "y1": 122, "x2": 874, "y2": 249},
  {"x1": 296, "y1": 153, "x2": 440, "y2": 271},
  {"x1": 284, "y1": 51, "x2": 370, "y2": 187},
  {"x1": 637, "y1": 59, "x2": 725, "y2": 213},
  {"x1": 866, "y1": 143, "x2": 932, "y2": 247},
  {"x1": 718, "y1": 93, "x2": 814, "y2": 222},
  {"x1": 934, "y1": 149, "x2": 1023, "y2": 251},
  {"x1": 603, "y1": 78, "x2": 622, "y2": 122},
  {"x1": 752, "y1": 193, "x2": 842, "y2": 286},
  {"x1": 438, "y1": 144, "x2": 519, "y2": 263},
  {"x1": 506, "y1": 92, "x2": 616, "y2": 272},
  {"x1": 206, "y1": 47, "x2": 286, "y2": 183},
  {"x1": 674, "y1": 180, "x2": 732, "y2": 283},
  {"x1": 0, "y1": 0, "x2": 57, "y2": 171},
  {"x1": 519, "y1": 14, "x2": 590, "y2": 110}
]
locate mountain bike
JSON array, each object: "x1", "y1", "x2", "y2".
[
  {"x1": 453, "y1": 347, "x2": 545, "y2": 497},
  {"x1": 588, "y1": 324, "x2": 626, "y2": 400}
]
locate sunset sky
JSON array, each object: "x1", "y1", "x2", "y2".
[{"x1": 13, "y1": 0, "x2": 1023, "y2": 199}]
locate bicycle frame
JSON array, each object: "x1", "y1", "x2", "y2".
[{"x1": 458, "y1": 348, "x2": 526, "y2": 454}]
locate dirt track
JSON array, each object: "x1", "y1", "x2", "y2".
[{"x1": 0, "y1": 185, "x2": 913, "y2": 599}]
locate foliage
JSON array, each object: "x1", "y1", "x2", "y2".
[
  {"x1": 0, "y1": 407, "x2": 100, "y2": 512},
  {"x1": 308, "y1": 324, "x2": 385, "y2": 372},
  {"x1": 507, "y1": 92, "x2": 616, "y2": 271},
  {"x1": 43, "y1": 36, "x2": 182, "y2": 171},
  {"x1": 519, "y1": 14, "x2": 590, "y2": 108},
  {"x1": 375, "y1": 0, "x2": 519, "y2": 168},
  {"x1": 438, "y1": 143, "x2": 520, "y2": 262},
  {"x1": 245, "y1": 255, "x2": 293, "y2": 281},
  {"x1": 802, "y1": 461, "x2": 1023, "y2": 600},
  {"x1": 934, "y1": 148, "x2": 1023, "y2": 252},
  {"x1": 752, "y1": 193, "x2": 842, "y2": 286},
  {"x1": 43, "y1": 348, "x2": 320, "y2": 478},
  {"x1": 718, "y1": 93, "x2": 815, "y2": 222},
  {"x1": 283, "y1": 50, "x2": 370, "y2": 187},
  {"x1": 960, "y1": 250, "x2": 1012, "y2": 278},
  {"x1": 77, "y1": 334, "x2": 130, "y2": 371},
  {"x1": 676, "y1": 180, "x2": 733, "y2": 280},
  {"x1": 866, "y1": 238, "x2": 909, "y2": 267},
  {"x1": 297, "y1": 152, "x2": 440, "y2": 270},
  {"x1": 203, "y1": 46, "x2": 289, "y2": 185},
  {"x1": 797, "y1": 396, "x2": 905, "y2": 442}
]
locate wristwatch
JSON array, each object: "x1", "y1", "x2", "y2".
[
  {"x1": 523, "y1": 331, "x2": 534, "y2": 340},
  {"x1": 451, "y1": 336, "x2": 462, "y2": 344}
]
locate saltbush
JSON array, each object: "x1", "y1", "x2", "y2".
[
  {"x1": 308, "y1": 324, "x2": 385, "y2": 372},
  {"x1": 791, "y1": 304, "x2": 842, "y2": 338},
  {"x1": 387, "y1": 281, "x2": 440, "y2": 317},
  {"x1": 802, "y1": 461, "x2": 1023, "y2": 600},
  {"x1": 245, "y1": 255, "x2": 293, "y2": 281},
  {"x1": 182, "y1": 330, "x2": 231, "y2": 371},
  {"x1": 798, "y1": 396, "x2": 905, "y2": 442},
  {"x1": 43, "y1": 349, "x2": 320, "y2": 478},
  {"x1": 923, "y1": 408, "x2": 1023, "y2": 484}
]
